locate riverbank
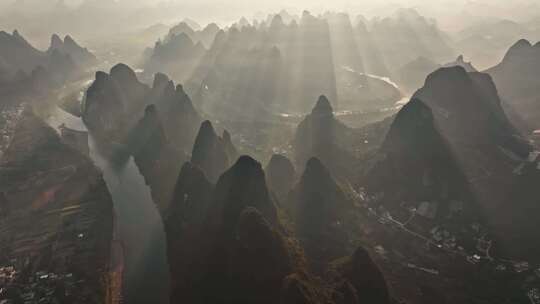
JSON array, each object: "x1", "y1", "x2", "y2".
[{"x1": 44, "y1": 106, "x2": 170, "y2": 304}]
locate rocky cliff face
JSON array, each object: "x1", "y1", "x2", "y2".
[
  {"x1": 164, "y1": 156, "x2": 297, "y2": 304},
  {"x1": 83, "y1": 65, "x2": 147, "y2": 141},
  {"x1": 0, "y1": 30, "x2": 49, "y2": 74},
  {"x1": 327, "y1": 247, "x2": 390, "y2": 304},
  {"x1": 124, "y1": 74, "x2": 200, "y2": 212},
  {"x1": 414, "y1": 66, "x2": 523, "y2": 151},
  {"x1": 0, "y1": 108, "x2": 114, "y2": 303},
  {"x1": 367, "y1": 98, "x2": 473, "y2": 205},
  {"x1": 487, "y1": 39, "x2": 540, "y2": 131},
  {"x1": 83, "y1": 65, "x2": 201, "y2": 154},
  {"x1": 128, "y1": 105, "x2": 169, "y2": 167},
  {"x1": 410, "y1": 67, "x2": 530, "y2": 193},
  {"x1": 219, "y1": 207, "x2": 295, "y2": 303},
  {"x1": 293, "y1": 95, "x2": 357, "y2": 180},
  {"x1": 265, "y1": 154, "x2": 296, "y2": 201},
  {"x1": 288, "y1": 157, "x2": 354, "y2": 270},
  {"x1": 211, "y1": 156, "x2": 279, "y2": 234},
  {"x1": 151, "y1": 73, "x2": 202, "y2": 153},
  {"x1": 167, "y1": 161, "x2": 214, "y2": 225},
  {"x1": 191, "y1": 120, "x2": 237, "y2": 183},
  {"x1": 365, "y1": 66, "x2": 540, "y2": 260},
  {"x1": 47, "y1": 34, "x2": 97, "y2": 67},
  {"x1": 163, "y1": 162, "x2": 213, "y2": 302},
  {"x1": 162, "y1": 154, "x2": 389, "y2": 304},
  {"x1": 365, "y1": 98, "x2": 478, "y2": 239},
  {"x1": 127, "y1": 104, "x2": 186, "y2": 212}
]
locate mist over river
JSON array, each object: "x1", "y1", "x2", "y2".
[{"x1": 46, "y1": 106, "x2": 170, "y2": 304}]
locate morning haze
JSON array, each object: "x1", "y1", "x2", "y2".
[{"x1": 1, "y1": 0, "x2": 540, "y2": 303}]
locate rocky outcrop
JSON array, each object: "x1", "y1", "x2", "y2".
[
  {"x1": 47, "y1": 34, "x2": 97, "y2": 66},
  {"x1": 111, "y1": 63, "x2": 149, "y2": 104},
  {"x1": 366, "y1": 66, "x2": 540, "y2": 260},
  {"x1": 127, "y1": 104, "x2": 186, "y2": 212},
  {"x1": 226, "y1": 207, "x2": 294, "y2": 303},
  {"x1": 0, "y1": 30, "x2": 48, "y2": 74},
  {"x1": 413, "y1": 66, "x2": 526, "y2": 155},
  {"x1": 164, "y1": 162, "x2": 213, "y2": 302},
  {"x1": 168, "y1": 161, "x2": 214, "y2": 224},
  {"x1": 83, "y1": 66, "x2": 201, "y2": 154},
  {"x1": 365, "y1": 98, "x2": 477, "y2": 230},
  {"x1": 151, "y1": 74, "x2": 202, "y2": 152},
  {"x1": 165, "y1": 156, "x2": 308, "y2": 304},
  {"x1": 163, "y1": 152, "x2": 392, "y2": 303},
  {"x1": 289, "y1": 157, "x2": 353, "y2": 269},
  {"x1": 191, "y1": 120, "x2": 237, "y2": 183},
  {"x1": 211, "y1": 155, "x2": 279, "y2": 234},
  {"x1": 265, "y1": 154, "x2": 296, "y2": 201},
  {"x1": 128, "y1": 105, "x2": 169, "y2": 166},
  {"x1": 0, "y1": 108, "x2": 113, "y2": 303},
  {"x1": 293, "y1": 95, "x2": 356, "y2": 179},
  {"x1": 83, "y1": 64, "x2": 147, "y2": 141},
  {"x1": 443, "y1": 55, "x2": 477, "y2": 72},
  {"x1": 328, "y1": 247, "x2": 390, "y2": 304},
  {"x1": 190, "y1": 205, "x2": 303, "y2": 304}
]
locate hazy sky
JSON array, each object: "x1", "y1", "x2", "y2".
[
  {"x1": 2, "y1": 0, "x2": 539, "y2": 21},
  {"x1": 1, "y1": 0, "x2": 538, "y2": 38}
]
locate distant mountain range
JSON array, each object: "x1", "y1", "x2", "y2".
[
  {"x1": 142, "y1": 9, "x2": 455, "y2": 118},
  {"x1": 0, "y1": 30, "x2": 94, "y2": 78},
  {"x1": 0, "y1": 30, "x2": 96, "y2": 105}
]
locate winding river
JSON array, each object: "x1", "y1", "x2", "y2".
[
  {"x1": 41, "y1": 65, "x2": 406, "y2": 303},
  {"x1": 46, "y1": 106, "x2": 170, "y2": 304}
]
